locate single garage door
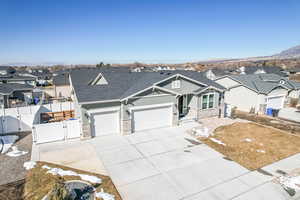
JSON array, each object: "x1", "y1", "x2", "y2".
[
  {"x1": 267, "y1": 96, "x2": 285, "y2": 109},
  {"x1": 132, "y1": 104, "x2": 173, "y2": 132},
  {"x1": 92, "y1": 111, "x2": 120, "y2": 136}
]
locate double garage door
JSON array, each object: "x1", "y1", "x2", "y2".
[
  {"x1": 267, "y1": 96, "x2": 285, "y2": 109},
  {"x1": 91, "y1": 104, "x2": 173, "y2": 136},
  {"x1": 132, "y1": 104, "x2": 173, "y2": 132}
]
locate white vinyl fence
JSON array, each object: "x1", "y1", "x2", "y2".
[
  {"x1": 32, "y1": 119, "x2": 81, "y2": 144},
  {"x1": 0, "y1": 102, "x2": 74, "y2": 135}
]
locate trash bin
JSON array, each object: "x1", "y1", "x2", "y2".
[
  {"x1": 272, "y1": 109, "x2": 279, "y2": 117},
  {"x1": 266, "y1": 108, "x2": 273, "y2": 116}
]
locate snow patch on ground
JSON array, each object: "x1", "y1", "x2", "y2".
[
  {"x1": 42, "y1": 165, "x2": 102, "y2": 184},
  {"x1": 210, "y1": 138, "x2": 226, "y2": 146},
  {"x1": 279, "y1": 176, "x2": 300, "y2": 190},
  {"x1": 6, "y1": 146, "x2": 28, "y2": 157},
  {"x1": 23, "y1": 161, "x2": 36, "y2": 170},
  {"x1": 192, "y1": 127, "x2": 210, "y2": 137},
  {"x1": 0, "y1": 135, "x2": 19, "y2": 154},
  {"x1": 95, "y1": 188, "x2": 115, "y2": 200},
  {"x1": 243, "y1": 138, "x2": 252, "y2": 142}
]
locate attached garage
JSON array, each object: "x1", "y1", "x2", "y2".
[
  {"x1": 91, "y1": 110, "x2": 120, "y2": 136},
  {"x1": 267, "y1": 96, "x2": 285, "y2": 109},
  {"x1": 131, "y1": 104, "x2": 173, "y2": 132}
]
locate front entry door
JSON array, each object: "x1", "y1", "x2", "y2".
[{"x1": 179, "y1": 95, "x2": 189, "y2": 117}]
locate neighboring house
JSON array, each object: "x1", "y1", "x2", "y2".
[
  {"x1": 288, "y1": 67, "x2": 300, "y2": 75},
  {"x1": 0, "y1": 66, "x2": 16, "y2": 75},
  {"x1": 0, "y1": 83, "x2": 34, "y2": 108},
  {"x1": 205, "y1": 68, "x2": 234, "y2": 80},
  {"x1": 18, "y1": 69, "x2": 53, "y2": 86},
  {"x1": 70, "y1": 69, "x2": 225, "y2": 138},
  {"x1": 216, "y1": 73, "x2": 300, "y2": 113},
  {"x1": 52, "y1": 73, "x2": 71, "y2": 99},
  {"x1": 236, "y1": 66, "x2": 287, "y2": 77},
  {"x1": 0, "y1": 66, "x2": 36, "y2": 86}
]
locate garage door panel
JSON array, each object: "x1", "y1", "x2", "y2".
[
  {"x1": 92, "y1": 111, "x2": 120, "y2": 136},
  {"x1": 132, "y1": 105, "x2": 172, "y2": 132},
  {"x1": 267, "y1": 96, "x2": 284, "y2": 109}
]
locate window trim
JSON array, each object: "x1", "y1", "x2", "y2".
[{"x1": 201, "y1": 92, "x2": 215, "y2": 109}]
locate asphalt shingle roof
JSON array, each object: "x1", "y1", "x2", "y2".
[
  {"x1": 70, "y1": 69, "x2": 225, "y2": 103},
  {"x1": 0, "y1": 83, "x2": 34, "y2": 95},
  {"x1": 228, "y1": 73, "x2": 300, "y2": 94}
]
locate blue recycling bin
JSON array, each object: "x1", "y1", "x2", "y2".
[{"x1": 266, "y1": 108, "x2": 273, "y2": 116}]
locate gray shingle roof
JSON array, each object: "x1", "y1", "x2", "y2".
[
  {"x1": 0, "y1": 83, "x2": 34, "y2": 95},
  {"x1": 70, "y1": 69, "x2": 225, "y2": 103},
  {"x1": 53, "y1": 74, "x2": 70, "y2": 86},
  {"x1": 228, "y1": 74, "x2": 300, "y2": 94}
]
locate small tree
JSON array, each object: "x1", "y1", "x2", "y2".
[
  {"x1": 48, "y1": 178, "x2": 72, "y2": 200},
  {"x1": 96, "y1": 62, "x2": 104, "y2": 68}
]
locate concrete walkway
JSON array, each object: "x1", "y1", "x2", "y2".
[{"x1": 33, "y1": 120, "x2": 300, "y2": 200}]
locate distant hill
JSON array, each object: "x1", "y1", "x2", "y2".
[{"x1": 275, "y1": 45, "x2": 300, "y2": 58}]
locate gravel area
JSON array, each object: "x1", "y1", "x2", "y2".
[{"x1": 0, "y1": 132, "x2": 32, "y2": 185}]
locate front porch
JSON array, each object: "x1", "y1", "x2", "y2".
[{"x1": 176, "y1": 91, "x2": 224, "y2": 123}]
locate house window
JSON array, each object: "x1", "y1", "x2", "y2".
[
  {"x1": 202, "y1": 93, "x2": 215, "y2": 109},
  {"x1": 172, "y1": 80, "x2": 181, "y2": 89}
]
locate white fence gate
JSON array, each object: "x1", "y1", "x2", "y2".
[
  {"x1": 32, "y1": 119, "x2": 81, "y2": 144},
  {"x1": 0, "y1": 102, "x2": 74, "y2": 135}
]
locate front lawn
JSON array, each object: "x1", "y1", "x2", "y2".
[{"x1": 199, "y1": 122, "x2": 300, "y2": 170}]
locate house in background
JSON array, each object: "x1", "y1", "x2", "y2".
[
  {"x1": 216, "y1": 73, "x2": 300, "y2": 113},
  {"x1": 52, "y1": 73, "x2": 71, "y2": 100},
  {"x1": 70, "y1": 69, "x2": 225, "y2": 138},
  {"x1": 0, "y1": 83, "x2": 34, "y2": 108}
]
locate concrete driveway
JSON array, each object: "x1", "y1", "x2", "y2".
[
  {"x1": 34, "y1": 121, "x2": 297, "y2": 200},
  {"x1": 86, "y1": 122, "x2": 291, "y2": 200}
]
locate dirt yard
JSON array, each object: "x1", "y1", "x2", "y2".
[
  {"x1": 233, "y1": 110, "x2": 300, "y2": 135},
  {"x1": 0, "y1": 132, "x2": 32, "y2": 186},
  {"x1": 0, "y1": 161, "x2": 121, "y2": 200},
  {"x1": 199, "y1": 122, "x2": 300, "y2": 170},
  {"x1": 24, "y1": 162, "x2": 121, "y2": 200}
]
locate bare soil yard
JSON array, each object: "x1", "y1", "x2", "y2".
[
  {"x1": 24, "y1": 162, "x2": 121, "y2": 200},
  {"x1": 0, "y1": 162, "x2": 121, "y2": 200},
  {"x1": 234, "y1": 111, "x2": 300, "y2": 135},
  {"x1": 199, "y1": 122, "x2": 300, "y2": 170}
]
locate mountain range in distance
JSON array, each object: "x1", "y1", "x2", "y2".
[{"x1": 2, "y1": 44, "x2": 300, "y2": 67}]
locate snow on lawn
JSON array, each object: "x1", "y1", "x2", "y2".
[
  {"x1": 0, "y1": 135, "x2": 19, "y2": 153},
  {"x1": 192, "y1": 127, "x2": 210, "y2": 137},
  {"x1": 6, "y1": 146, "x2": 28, "y2": 157},
  {"x1": 279, "y1": 176, "x2": 300, "y2": 190},
  {"x1": 210, "y1": 138, "x2": 226, "y2": 146},
  {"x1": 23, "y1": 161, "x2": 37, "y2": 170},
  {"x1": 243, "y1": 138, "x2": 252, "y2": 142},
  {"x1": 42, "y1": 165, "x2": 102, "y2": 184},
  {"x1": 95, "y1": 188, "x2": 115, "y2": 200}
]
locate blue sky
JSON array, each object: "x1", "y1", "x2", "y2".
[{"x1": 1, "y1": 0, "x2": 300, "y2": 65}]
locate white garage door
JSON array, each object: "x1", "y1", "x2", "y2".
[
  {"x1": 267, "y1": 96, "x2": 284, "y2": 109},
  {"x1": 132, "y1": 104, "x2": 173, "y2": 132},
  {"x1": 92, "y1": 111, "x2": 120, "y2": 136}
]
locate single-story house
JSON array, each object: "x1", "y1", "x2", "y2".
[
  {"x1": 216, "y1": 73, "x2": 300, "y2": 113},
  {"x1": 70, "y1": 69, "x2": 225, "y2": 138},
  {"x1": 0, "y1": 83, "x2": 34, "y2": 108}
]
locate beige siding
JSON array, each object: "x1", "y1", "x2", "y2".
[
  {"x1": 224, "y1": 85, "x2": 260, "y2": 112},
  {"x1": 216, "y1": 77, "x2": 240, "y2": 89},
  {"x1": 55, "y1": 85, "x2": 71, "y2": 98},
  {"x1": 289, "y1": 90, "x2": 300, "y2": 98}
]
